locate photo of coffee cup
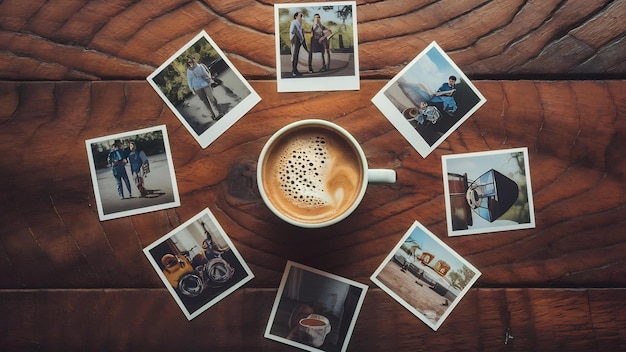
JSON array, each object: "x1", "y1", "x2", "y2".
[
  {"x1": 298, "y1": 314, "x2": 331, "y2": 347},
  {"x1": 257, "y1": 119, "x2": 396, "y2": 228}
]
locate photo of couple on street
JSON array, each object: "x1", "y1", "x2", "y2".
[
  {"x1": 86, "y1": 125, "x2": 180, "y2": 221},
  {"x1": 275, "y1": 1, "x2": 360, "y2": 92}
]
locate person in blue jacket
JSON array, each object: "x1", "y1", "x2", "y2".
[
  {"x1": 429, "y1": 75, "x2": 458, "y2": 115},
  {"x1": 107, "y1": 140, "x2": 132, "y2": 200},
  {"x1": 187, "y1": 56, "x2": 221, "y2": 120}
]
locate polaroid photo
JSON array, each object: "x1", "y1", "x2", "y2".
[
  {"x1": 372, "y1": 41, "x2": 487, "y2": 158},
  {"x1": 442, "y1": 147, "x2": 536, "y2": 236},
  {"x1": 143, "y1": 207, "x2": 255, "y2": 320},
  {"x1": 265, "y1": 261, "x2": 368, "y2": 352},
  {"x1": 274, "y1": 1, "x2": 360, "y2": 92},
  {"x1": 147, "y1": 30, "x2": 261, "y2": 149},
  {"x1": 370, "y1": 221, "x2": 481, "y2": 331},
  {"x1": 85, "y1": 125, "x2": 180, "y2": 221}
]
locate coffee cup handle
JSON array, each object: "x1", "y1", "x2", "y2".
[{"x1": 367, "y1": 169, "x2": 396, "y2": 183}]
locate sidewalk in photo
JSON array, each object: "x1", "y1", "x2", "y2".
[{"x1": 280, "y1": 51, "x2": 356, "y2": 78}]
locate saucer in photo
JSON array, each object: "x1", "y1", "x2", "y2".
[
  {"x1": 147, "y1": 30, "x2": 261, "y2": 149},
  {"x1": 442, "y1": 147, "x2": 536, "y2": 236},
  {"x1": 372, "y1": 41, "x2": 486, "y2": 158},
  {"x1": 85, "y1": 125, "x2": 180, "y2": 221},
  {"x1": 274, "y1": 1, "x2": 360, "y2": 92},
  {"x1": 143, "y1": 207, "x2": 255, "y2": 320},
  {"x1": 265, "y1": 261, "x2": 368, "y2": 352},
  {"x1": 370, "y1": 221, "x2": 481, "y2": 331}
]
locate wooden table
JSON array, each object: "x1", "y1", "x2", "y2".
[{"x1": 1, "y1": 1, "x2": 625, "y2": 350}]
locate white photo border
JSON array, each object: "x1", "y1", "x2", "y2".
[
  {"x1": 442, "y1": 147, "x2": 536, "y2": 236},
  {"x1": 372, "y1": 41, "x2": 487, "y2": 158},
  {"x1": 85, "y1": 125, "x2": 180, "y2": 221},
  {"x1": 147, "y1": 30, "x2": 261, "y2": 149},
  {"x1": 370, "y1": 221, "x2": 481, "y2": 331},
  {"x1": 274, "y1": 1, "x2": 360, "y2": 92},
  {"x1": 264, "y1": 260, "x2": 368, "y2": 352},
  {"x1": 142, "y1": 207, "x2": 255, "y2": 320}
]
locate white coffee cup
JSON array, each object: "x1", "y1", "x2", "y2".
[
  {"x1": 257, "y1": 119, "x2": 396, "y2": 228},
  {"x1": 298, "y1": 314, "x2": 331, "y2": 347}
]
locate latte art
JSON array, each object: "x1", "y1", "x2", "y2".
[
  {"x1": 260, "y1": 125, "x2": 365, "y2": 225},
  {"x1": 276, "y1": 135, "x2": 340, "y2": 208},
  {"x1": 258, "y1": 119, "x2": 396, "y2": 227}
]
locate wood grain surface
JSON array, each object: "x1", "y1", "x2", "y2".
[
  {"x1": 0, "y1": 0, "x2": 625, "y2": 350},
  {"x1": 0, "y1": 0, "x2": 624, "y2": 80},
  {"x1": 2, "y1": 288, "x2": 626, "y2": 351}
]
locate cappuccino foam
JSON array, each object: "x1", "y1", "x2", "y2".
[
  {"x1": 261, "y1": 126, "x2": 364, "y2": 224},
  {"x1": 277, "y1": 135, "x2": 334, "y2": 208}
]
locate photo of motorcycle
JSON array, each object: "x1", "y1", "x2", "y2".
[
  {"x1": 144, "y1": 208, "x2": 255, "y2": 320},
  {"x1": 161, "y1": 221, "x2": 236, "y2": 298}
]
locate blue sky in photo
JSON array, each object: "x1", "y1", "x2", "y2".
[
  {"x1": 446, "y1": 151, "x2": 525, "y2": 181},
  {"x1": 401, "y1": 46, "x2": 461, "y2": 93},
  {"x1": 405, "y1": 225, "x2": 467, "y2": 272}
]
